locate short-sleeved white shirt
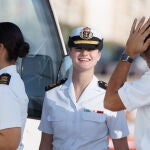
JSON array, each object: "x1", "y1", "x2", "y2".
[
  {"x1": 39, "y1": 76, "x2": 129, "y2": 150},
  {"x1": 118, "y1": 69, "x2": 150, "y2": 150},
  {"x1": 0, "y1": 65, "x2": 29, "y2": 150}
]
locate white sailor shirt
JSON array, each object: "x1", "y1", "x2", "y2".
[
  {"x1": 39, "y1": 75, "x2": 129, "y2": 150},
  {"x1": 0, "y1": 65, "x2": 29, "y2": 150}
]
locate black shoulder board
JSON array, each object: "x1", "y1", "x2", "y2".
[
  {"x1": 0, "y1": 73, "x2": 11, "y2": 85},
  {"x1": 45, "y1": 78, "x2": 67, "y2": 91},
  {"x1": 98, "y1": 81, "x2": 108, "y2": 90}
]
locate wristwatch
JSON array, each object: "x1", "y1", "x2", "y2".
[{"x1": 121, "y1": 52, "x2": 134, "y2": 63}]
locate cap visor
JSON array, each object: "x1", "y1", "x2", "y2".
[{"x1": 74, "y1": 44, "x2": 98, "y2": 50}]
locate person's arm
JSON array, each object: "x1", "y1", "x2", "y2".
[
  {"x1": 39, "y1": 132, "x2": 53, "y2": 150},
  {"x1": 104, "y1": 17, "x2": 150, "y2": 111},
  {"x1": 0, "y1": 127, "x2": 21, "y2": 150},
  {"x1": 112, "y1": 137, "x2": 129, "y2": 150}
]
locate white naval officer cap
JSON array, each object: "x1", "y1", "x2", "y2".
[{"x1": 68, "y1": 27, "x2": 103, "y2": 51}]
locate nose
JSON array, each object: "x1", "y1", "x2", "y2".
[{"x1": 80, "y1": 49, "x2": 89, "y2": 55}]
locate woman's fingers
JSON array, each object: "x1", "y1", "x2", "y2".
[
  {"x1": 130, "y1": 18, "x2": 137, "y2": 35},
  {"x1": 134, "y1": 17, "x2": 145, "y2": 33},
  {"x1": 143, "y1": 38, "x2": 150, "y2": 51},
  {"x1": 140, "y1": 17, "x2": 150, "y2": 35}
]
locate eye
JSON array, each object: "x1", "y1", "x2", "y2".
[{"x1": 74, "y1": 48, "x2": 81, "y2": 51}]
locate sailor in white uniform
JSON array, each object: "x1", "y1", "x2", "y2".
[
  {"x1": 0, "y1": 22, "x2": 29, "y2": 150},
  {"x1": 104, "y1": 17, "x2": 150, "y2": 150},
  {"x1": 39, "y1": 27, "x2": 129, "y2": 150}
]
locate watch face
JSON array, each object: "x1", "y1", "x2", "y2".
[
  {"x1": 121, "y1": 53, "x2": 133, "y2": 63},
  {"x1": 121, "y1": 54, "x2": 128, "y2": 61}
]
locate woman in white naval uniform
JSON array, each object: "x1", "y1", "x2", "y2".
[
  {"x1": 0, "y1": 22, "x2": 29, "y2": 150},
  {"x1": 39, "y1": 27, "x2": 129, "y2": 150}
]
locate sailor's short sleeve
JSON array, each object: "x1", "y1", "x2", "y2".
[
  {"x1": 0, "y1": 85, "x2": 22, "y2": 129},
  {"x1": 107, "y1": 110, "x2": 129, "y2": 139},
  {"x1": 118, "y1": 78, "x2": 150, "y2": 111},
  {"x1": 38, "y1": 93, "x2": 53, "y2": 134}
]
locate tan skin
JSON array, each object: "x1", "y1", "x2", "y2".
[
  {"x1": 104, "y1": 17, "x2": 150, "y2": 111},
  {"x1": 39, "y1": 133, "x2": 53, "y2": 150},
  {"x1": 39, "y1": 47, "x2": 129, "y2": 150},
  {"x1": 0, "y1": 43, "x2": 21, "y2": 150}
]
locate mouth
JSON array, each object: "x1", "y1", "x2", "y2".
[{"x1": 78, "y1": 58, "x2": 91, "y2": 62}]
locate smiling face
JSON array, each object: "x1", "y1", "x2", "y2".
[{"x1": 69, "y1": 47, "x2": 101, "y2": 73}]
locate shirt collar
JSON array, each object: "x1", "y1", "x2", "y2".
[
  {"x1": 0, "y1": 65, "x2": 17, "y2": 75},
  {"x1": 61, "y1": 75, "x2": 100, "y2": 91}
]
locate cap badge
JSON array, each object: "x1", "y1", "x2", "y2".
[{"x1": 80, "y1": 27, "x2": 93, "y2": 40}]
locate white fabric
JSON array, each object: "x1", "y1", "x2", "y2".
[
  {"x1": 141, "y1": 131, "x2": 150, "y2": 150},
  {"x1": 118, "y1": 69, "x2": 150, "y2": 150},
  {"x1": 39, "y1": 75, "x2": 129, "y2": 150},
  {"x1": 0, "y1": 65, "x2": 29, "y2": 150}
]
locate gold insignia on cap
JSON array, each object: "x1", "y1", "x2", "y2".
[{"x1": 80, "y1": 27, "x2": 93, "y2": 40}]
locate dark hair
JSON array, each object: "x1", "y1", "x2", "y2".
[{"x1": 0, "y1": 22, "x2": 29, "y2": 62}]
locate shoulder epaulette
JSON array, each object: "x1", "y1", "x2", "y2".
[
  {"x1": 45, "y1": 78, "x2": 67, "y2": 91},
  {"x1": 98, "y1": 80, "x2": 108, "y2": 90},
  {"x1": 0, "y1": 73, "x2": 11, "y2": 85}
]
